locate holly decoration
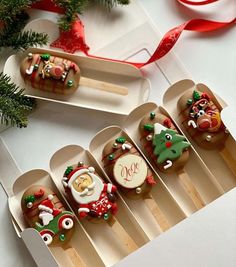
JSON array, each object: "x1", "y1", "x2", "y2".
[
  {"x1": 64, "y1": 166, "x2": 73, "y2": 176},
  {"x1": 144, "y1": 124, "x2": 154, "y2": 132},
  {"x1": 193, "y1": 90, "x2": 201, "y2": 101},
  {"x1": 153, "y1": 128, "x2": 190, "y2": 164},
  {"x1": 116, "y1": 136, "x2": 126, "y2": 143}
]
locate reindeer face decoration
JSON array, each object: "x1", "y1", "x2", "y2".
[{"x1": 187, "y1": 91, "x2": 222, "y2": 133}]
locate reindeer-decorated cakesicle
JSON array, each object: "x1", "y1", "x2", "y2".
[
  {"x1": 177, "y1": 89, "x2": 236, "y2": 176},
  {"x1": 20, "y1": 52, "x2": 128, "y2": 95},
  {"x1": 21, "y1": 185, "x2": 86, "y2": 267},
  {"x1": 62, "y1": 162, "x2": 138, "y2": 254},
  {"x1": 102, "y1": 136, "x2": 170, "y2": 231},
  {"x1": 139, "y1": 112, "x2": 206, "y2": 210}
]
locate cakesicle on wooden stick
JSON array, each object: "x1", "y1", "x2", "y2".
[
  {"x1": 102, "y1": 137, "x2": 170, "y2": 232},
  {"x1": 139, "y1": 112, "x2": 206, "y2": 210},
  {"x1": 20, "y1": 52, "x2": 128, "y2": 96},
  {"x1": 177, "y1": 88, "x2": 236, "y2": 177},
  {"x1": 62, "y1": 163, "x2": 138, "y2": 254},
  {"x1": 21, "y1": 185, "x2": 86, "y2": 267}
]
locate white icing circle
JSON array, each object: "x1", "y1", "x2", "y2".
[
  {"x1": 41, "y1": 233, "x2": 53, "y2": 245},
  {"x1": 62, "y1": 218, "x2": 74, "y2": 229},
  {"x1": 113, "y1": 154, "x2": 147, "y2": 189}
]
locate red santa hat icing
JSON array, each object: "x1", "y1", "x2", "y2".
[{"x1": 38, "y1": 195, "x2": 54, "y2": 213}]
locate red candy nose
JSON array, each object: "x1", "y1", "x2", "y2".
[
  {"x1": 199, "y1": 120, "x2": 211, "y2": 130},
  {"x1": 52, "y1": 66, "x2": 63, "y2": 78},
  {"x1": 165, "y1": 141, "x2": 172, "y2": 148}
]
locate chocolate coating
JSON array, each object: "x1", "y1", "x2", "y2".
[
  {"x1": 21, "y1": 185, "x2": 75, "y2": 247},
  {"x1": 20, "y1": 53, "x2": 80, "y2": 94},
  {"x1": 177, "y1": 89, "x2": 228, "y2": 150},
  {"x1": 102, "y1": 139, "x2": 155, "y2": 200},
  {"x1": 139, "y1": 112, "x2": 189, "y2": 173}
]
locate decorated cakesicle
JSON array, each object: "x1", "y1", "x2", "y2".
[
  {"x1": 62, "y1": 162, "x2": 138, "y2": 254},
  {"x1": 102, "y1": 136, "x2": 170, "y2": 232},
  {"x1": 177, "y1": 88, "x2": 236, "y2": 176},
  {"x1": 20, "y1": 52, "x2": 128, "y2": 95},
  {"x1": 21, "y1": 185, "x2": 86, "y2": 267},
  {"x1": 139, "y1": 112, "x2": 206, "y2": 209}
]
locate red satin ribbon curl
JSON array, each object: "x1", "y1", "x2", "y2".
[{"x1": 32, "y1": 0, "x2": 236, "y2": 68}]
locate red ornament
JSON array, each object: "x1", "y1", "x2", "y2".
[{"x1": 50, "y1": 18, "x2": 90, "y2": 54}]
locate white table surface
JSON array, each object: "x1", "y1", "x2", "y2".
[{"x1": 0, "y1": 1, "x2": 235, "y2": 266}]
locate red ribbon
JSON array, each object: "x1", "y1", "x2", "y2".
[
  {"x1": 32, "y1": 0, "x2": 236, "y2": 69},
  {"x1": 177, "y1": 0, "x2": 218, "y2": 5}
]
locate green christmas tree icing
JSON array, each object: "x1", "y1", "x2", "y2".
[{"x1": 153, "y1": 128, "x2": 190, "y2": 164}]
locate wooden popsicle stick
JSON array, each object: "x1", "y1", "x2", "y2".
[
  {"x1": 144, "y1": 195, "x2": 170, "y2": 232},
  {"x1": 65, "y1": 246, "x2": 86, "y2": 267},
  {"x1": 80, "y1": 77, "x2": 128, "y2": 96},
  {"x1": 108, "y1": 216, "x2": 138, "y2": 253},
  {"x1": 220, "y1": 147, "x2": 236, "y2": 177},
  {"x1": 177, "y1": 169, "x2": 206, "y2": 210}
]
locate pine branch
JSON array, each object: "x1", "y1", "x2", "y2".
[
  {"x1": 93, "y1": 0, "x2": 129, "y2": 9},
  {"x1": 0, "y1": 72, "x2": 36, "y2": 128},
  {"x1": 0, "y1": 5, "x2": 48, "y2": 50}
]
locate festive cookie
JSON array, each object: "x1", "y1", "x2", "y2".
[
  {"x1": 20, "y1": 52, "x2": 80, "y2": 94},
  {"x1": 177, "y1": 89, "x2": 229, "y2": 149},
  {"x1": 139, "y1": 112, "x2": 190, "y2": 173},
  {"x1": 102, "y1": 137, "x2": 156, "y2": 199},
  {"x1": 21, "y1": 185, "x2": 75, "y2": 246},
  {"x1": 62, "y1": 163, "x2": 118, "y2": 223}
]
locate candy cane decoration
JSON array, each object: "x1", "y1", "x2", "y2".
[
  {"x1": 188, "y1": 120, "x2": 197, "y2": 128},
  {"x1": 164, "y1": 160, "x2": 173, "y2": 170},
  {"x1": 26, "y1": 65, "x2": 34, "y2": 75}
]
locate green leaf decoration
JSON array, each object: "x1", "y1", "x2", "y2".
[
  {"x1": 25, "y1": 195, "x2": 35, "y2": 204},
  {"x1": 153, "y1": 128, "x2": 191, "y2": 164},
  {"x1": 193, "y1": 90, "x2": 201, "y2": 101},
  {"x1": 116, "y1": 137, "x2": 126, "y2": 143},
  {"x1": 144, "y1": 124, "x2": 154, "y2": 132},
  {"x1": 41, "y1": 53, "x2": 51, "y2": 61},
  {"x1": 65, "y1": 166, "x2": 73, "y2": 176}
]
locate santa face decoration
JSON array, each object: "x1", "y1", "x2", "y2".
[
  {"x1": 62, "y1": 163, "x2": 118, "y2": 221},
  {"x1": 21, "y1": 185, "x2": 75, "y2": 246}
]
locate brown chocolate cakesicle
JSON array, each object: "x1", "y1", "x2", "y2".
[
  {"x1": 139, "y1": 112, "x2": 189, "y2": 174},
  {"x1": 20, "y1": 52, "x2": 128, "y2": 96},
  {"x1": 102, "y1": 137, "x2": 170, "y2": 231},
  {"x1": 177, "y1": 89, "x2": 229, "y2": 150},
  {"x1": 21, "y1": 185, "x2": 86, "y2": 267},
  {"x1": 62, "y1": 162, "x2": 138, "y2": 253},
  {"x1": 139, "y1": 112, "x2": 206, "y2": 210},
  {"x1": 177, "y1": 88, "x2": 236, "y2": 177}
]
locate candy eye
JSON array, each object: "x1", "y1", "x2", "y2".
[
  {"x1": 41, "y1": 233, "x2": 53, "y2": 245},
  {"x1": 62, "y1": 218, "x2": 74, "y2": 229},
  {"x1": 165, "y1": 134, "x2": 172, "y2": 140},
  {"x1": 197, "y1": 110, "x2": 205, "y2": 117},
  {"x1": 26, "y1": 202, "x2": 33, "y2": 209}
]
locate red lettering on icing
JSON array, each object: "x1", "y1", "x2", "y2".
[{"x1": 119, "y1": 160, "x2": 142, "y2": 183}]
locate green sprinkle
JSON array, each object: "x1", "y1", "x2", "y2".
[
  {"x1": 150, "y1": 112, "x2": 155, "y2": 119},
  {"x1": 67, "y1": 80, "x2": 73, "y2": 87},
  {"x1": 144, "y1": 124, "x2": 154, "y2": 132},
  {"x1": 108, "y1": 154, "x2": 114, "y2": 161},
  {"x1": 116, "y1": 137, "x2": 126, "y2": 144},
  {"x1": 59, "y1": 234, "x2": 66, "y2": 242},
  {"x1": 34, "y1": 64, "x2": 39, "y2": 70},
  {"x1": 187, "y1": 99, "x2": 193, "y2": 105},
  {"x1": 104, "y1": 213, "x2": 109, "y2": 220}
]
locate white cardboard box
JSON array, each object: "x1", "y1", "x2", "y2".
[{"x1": 0, "y1": 1, "x2": 235, "y2": 266}]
